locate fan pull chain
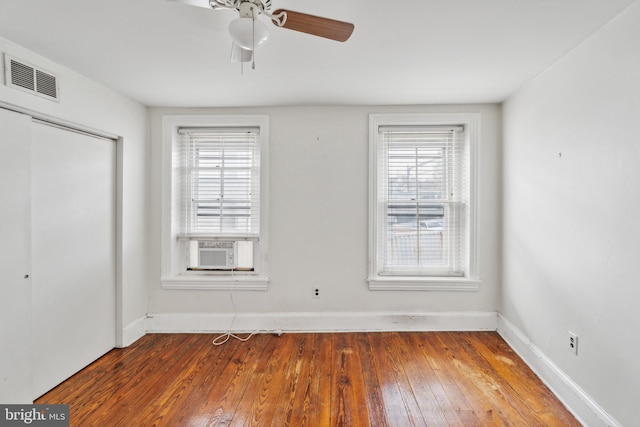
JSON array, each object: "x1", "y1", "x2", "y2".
[{"x1": 251, "y1": 12, "x2": 256, "y2": 69}]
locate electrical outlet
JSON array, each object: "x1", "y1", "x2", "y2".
[
  {"x1": 312, "y1": 287, "x2": 320, "y2": 298},
  {"x1": 568, "y1": 331, "x2": 578, "y2": 355}
]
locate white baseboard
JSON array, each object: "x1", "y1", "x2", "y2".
[
  {"x1": 146, "y1": 311, "x2": 498, "y2": 334},
  {"x1": 497, "y1": 314, "x2": 620, "y2": 427},
  {"x1": 119, "y1": 315, "x2": 147, "y2": 348}
]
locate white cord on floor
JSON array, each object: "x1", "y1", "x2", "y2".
[
  {"x1": 212, "y1": 269, "x2": 260, "y2": 346},
  {"x1": 212, "y1": 330, "x2": 258, "y2": 346}
]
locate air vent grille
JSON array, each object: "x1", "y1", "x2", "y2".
[
  {"x1": 4, "y1": 54, "x2": 59, "y2": 101},
  {"x1": 10, "y1": 60, "x2": 35, "y2": 91},
  {"x1": 35, "y1": 69, "x2": 58, "y2": 99}
]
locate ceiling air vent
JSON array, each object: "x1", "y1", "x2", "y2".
[{"x1": 4, "y1": 54, "x2": 59, "y2": 101}]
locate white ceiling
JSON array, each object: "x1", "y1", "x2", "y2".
[{"x1": 0, "y1": 0, "x2": 634, "y2": 107}]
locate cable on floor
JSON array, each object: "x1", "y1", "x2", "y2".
[{"x1": 212, "y1": 270, "x2": 261, "y2": 346}]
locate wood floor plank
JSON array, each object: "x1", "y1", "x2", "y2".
[
  {"x1": 356, "y1": 333, "x2": 390, "y2": 427},
  {"x1": 179, "y1": 334, "x2": 268, "y2": 427},
  {"x1": 329, "y1": 333, "x2": 369, "y2": 427},
  {"x1": 269, "y1": 333, "x2": 310, "y2": 427},
  {"x1": 447, "y1": 332, "x2": 547, "y2": 427},
  {"x1": 391, "y1": 333, "x2": 451, "y2": 426},
  {"x1": 312, "y1": 333, "x2": 333, "y2": 427},
  {"x1": 405, "y1": 332, "x2": 469, "y2": 427},
  {"x1": 205, "y1": 333, "x2": 275, "y2": 427},
  {"x1": 416, "y1": 333, "x2": 491, "y2": 426},
  {"x1": 210, "y1": 335, "x2": 271, "y2": 427},
  {"x1": 157, "y1": 336, "x2": 231, "y2": 427},
  {"x1": 45, "y1": 333, "x2": 172, "y2": 423},
  {"x1": 34, "y1": 332, "x2": 581, "y2": 427},
  {"x1": 367, "y1": 332, "x2": 424, "y2": 426},
  {"x1": 212, "y1": 336, "x2": 275, "y2": 427},
  {"x1": 453, "y1": 332, "x2": 562, "y2": 426},
  {"x1": 439, "y1": 332, "x2": 534, "y2": 426},
  {"x1": 75, "y1": 334, "x2": 206, "y2": 427},
  {"x1": 131, "y1": 336, "x2": 217, "y2": 426},
  {"x1": 235, "y1": 332, "x2": 296, "y2": 426},
  {"x1": 380, "y1": 332, "x2": 436, "y2": 426},
  {"x1": 469, "y1": 332, "x2": 581, "y2": 427}
]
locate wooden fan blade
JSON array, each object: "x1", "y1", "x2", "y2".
[{"x1": 272, "y1": 9, "x2": 354, "y2": 42}]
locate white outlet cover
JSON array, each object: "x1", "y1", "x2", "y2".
[{"x1": 568, "y1": 331, "x2": 578, "y2": 355}]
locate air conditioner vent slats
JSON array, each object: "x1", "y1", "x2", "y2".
[
  {"x1": 35, "y1": 69, "x2": 58, "y2": 99},
  {"x1": 10, "y1": 60, "x2": 35, "y2": 91},
  {"x1": 3, "y1": 54, "x2": 59, "y2": 102}
]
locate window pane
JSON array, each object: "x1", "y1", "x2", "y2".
[
  {"x1": 388, "y1": 146, "x2": 446, "y2": 201},
  {"x1": 183, "y1": 132, "x2": 259, "y2": 236},
  {"x1": 384, "y1": 203, "x2": 446, "y2": 268},
  {"x1": 376, "y1": 124, "x2": 466, "y2": 276}
]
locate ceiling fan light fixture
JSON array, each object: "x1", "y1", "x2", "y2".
[
  {"x1": 228, "y1": 17, "x2": 269, "y2": 50},
  {"x1": 230, "y1": 42, "x2": 253, "y2": 62}
]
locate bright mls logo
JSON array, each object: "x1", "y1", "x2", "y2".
[{"x1": 0, "y1": 405, "x2": 68, "y2": 426}]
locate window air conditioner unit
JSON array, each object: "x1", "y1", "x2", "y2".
[{"x1": 198, "y1": 241, "x2": 236, "y2": 269}]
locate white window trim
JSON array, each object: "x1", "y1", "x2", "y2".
[
  {"x1": 368, "y1": 113, "x2": 481, "y2": 291},
  {"x1": 161, "y1": 115, "x2": 270, "y2": 290}
]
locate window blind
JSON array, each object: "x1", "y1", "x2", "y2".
[
  {"x1": 377, "y1": 125, "x2": 467, "y2": 276},
  {"x1": 178, "y1": 127, "x2": 261, "y2": 239}
]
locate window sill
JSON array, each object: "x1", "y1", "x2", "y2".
[
  {"x1": 161, "y1": 275, "x2": 270, "y2": 291},
  {"x1": 367, "y1": 276, "x2": 481, "y2": 291}
]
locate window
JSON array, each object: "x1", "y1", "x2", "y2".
[
  {"x1": 161, "y1": 115, "x2": 269, "y2": 290},
  {"x1": 180, "y1": 127, "x2": 259, "y2": 271},
  {"x1": 368, "y1": 113, "x2": 480, "y2": 291}
]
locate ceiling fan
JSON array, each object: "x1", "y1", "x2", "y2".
[{"x1": 170, "y1": 0, "x2": 354, "y2": 64}]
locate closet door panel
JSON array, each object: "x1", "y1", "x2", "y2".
[
  {"x1": 0, "y1": 108, "x2": 33, "y2": 403},
  {"x1": 31, "y1": 122, "x2": 116, "y2": 398}
]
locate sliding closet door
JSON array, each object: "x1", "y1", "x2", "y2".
[
  {"x1": 31, "y1": 121, "x2": 116, "y2": 398},
  {"x1": 0, "y1": 109, "x2": 33, "y2": 403}
]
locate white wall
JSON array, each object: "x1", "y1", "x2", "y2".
[
  {"x1": 148, "y1": 104, "x2": 502, "y2": 328},
  {"x1": 501, "y1": 2, "x2": 640, "y2": 426},
  {"x1": 0, "y1": 37, "x2": 149, "y2": 346}
]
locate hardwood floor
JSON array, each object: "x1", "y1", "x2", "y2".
[{"x1": 36, "y1": 332, "x2": 580, "y2": 426}]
